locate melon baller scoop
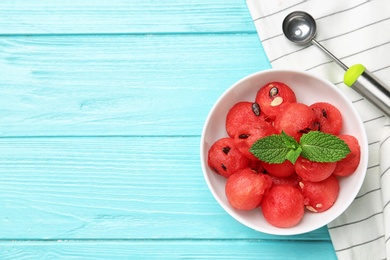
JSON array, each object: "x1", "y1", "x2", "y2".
[{"x1": 282, "y1": 11, "x2": 390, "y2": 117}]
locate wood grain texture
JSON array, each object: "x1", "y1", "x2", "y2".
[
  {"x1": 0, "y1": 0, "x2": 336, "y2": 258},
  {"x1": 0, "y1": 240, "x2": 337, "y2": 259},
  {"x1": 0, "y1": 0, "x2": 256, "y2": 34},
  {"x1": 0, "y1": 34, "x2": 269, "y2": 136}
]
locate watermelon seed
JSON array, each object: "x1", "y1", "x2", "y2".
[
  {"x1": 322, "y1": 109, "x2": 327, "y2": 118},
  {"x1": 270, "y1": 96, "x2": 283, "y2": 106},
  {"x1": 269, "y1": 86, "x2": 279, "y2": 97},
  {"x1": 222, "y1": 147, "x2": 231, "y2": 154},
  {"x1": 306, "y1": 205, "x2": 318, "y2": 212},
  {"x1": 252, "y1": 102, "x2": 261, "y2": 116}
]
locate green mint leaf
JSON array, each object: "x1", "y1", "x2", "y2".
[
  {"x1": 250, "y1": 131, "x2": 350, "y2": 164},
  {"x1": 300, "y1": 131, "x2": 351, "y2": 162},
  {"x1": 286, "y1": 146, "x2": 302, "y2": 164},
  {"x1": 250, "y1": 134, "x2": 291, "y2": 163}
]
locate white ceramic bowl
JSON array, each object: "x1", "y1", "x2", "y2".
[{"x1": 200, "y1": 69, "x2": 368, "y2": 235}]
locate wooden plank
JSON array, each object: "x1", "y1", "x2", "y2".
[
  {"x1": 0, "y1": 0, "x2": 255, "y2": 35},
  {"x1": 0, "y1": 136, "x2": 330, "y2": 240},
  {"x1": 0, "y1": 34, "x2": 270, "y2": 137},
  {"x1": 0, "y1": 240, "x2": 337, "y2": 259}
]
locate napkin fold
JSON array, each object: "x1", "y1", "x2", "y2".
[{"x1": 246, "y1": 0, "x2": 390, "y2": 259}]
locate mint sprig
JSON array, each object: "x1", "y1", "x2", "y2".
[{"x1": 249, "y1": 131, "x2": 350, "y2": 164}]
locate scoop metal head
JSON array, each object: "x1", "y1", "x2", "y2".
[{"x1": 282, "y1": 11, "x2": 317, "y2": 45}]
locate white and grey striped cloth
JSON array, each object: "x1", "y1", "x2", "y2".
[{"x1": 246, "y1": 0, "x2": 390, "y2": 259}]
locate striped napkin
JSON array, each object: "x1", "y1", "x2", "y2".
[{"x1": 246, "y1": 0, "x2": 390, "y2": 259}]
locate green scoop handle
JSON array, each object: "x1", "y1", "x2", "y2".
[{"x1": 344, "y1": 64, "x2": 390, "y2": 117}]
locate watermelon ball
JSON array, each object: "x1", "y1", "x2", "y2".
[
  {"x1": 225, "y1": 167, "x2": 273, "y2": 211},
  {"x1": 261, "y1": 160, "x2": 295, "y2": 178},
  {"x1": 299, "y1": 175, "x2": 340, "y2": 213},
  {"x1": 226, "y1": 101, "x2": 271, "y2": 138},
  {"x1": 273, "y1": 102, "x2": 317, "y2": 141},
  {"x1": 310, "y1": 102, "x2": 343, "y2": 135},
  {"x1": 255, "y1": 82, "x2": 297, "y2": 120},
  {"x1": 234, "y1": 121, "x2": 278, "y2": 161},
  {"x1": 208, "y1": 137, "x2": 249, "y2": 178},
  {"x1": 333, "y1": 134, "x2": 361, "y2": 177},
  {"x1": 261, "y1": 185, "x2": 305, "y2": 228},
  {"x1": 295, "y1": 156, "x2": 337, "y2": 182}
]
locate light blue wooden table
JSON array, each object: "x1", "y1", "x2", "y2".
[{"x1": 0, "y1": 1, "x2": 337, "y2": 259}]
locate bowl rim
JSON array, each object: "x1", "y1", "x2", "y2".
[{"x1": 199, "y1": 68, "x2": 368, "y2": 235}]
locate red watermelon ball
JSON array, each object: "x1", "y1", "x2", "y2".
[
  {"x1": 333, "y1": 134, "x2": 361, "y2": 177},
  {"x1": 208, "y1": 137, "x2": 249, "y2": 178},
  {"x1": 234, "y1": 121, "x2": 278, "y2": 161},
  {"x1": 261, "y1": 160, "x2": 295, "y2": 178},
  {"x1": 299, "y1": 175, "x2": 340, "y2": 213},
  {"x1": 310, "y1": 102, "x2": 343, "y2": 135},
  {"x1": 295, "y1": 156, "x2": 336, "y2": 182},
  {"x1": 273, "y1": 102, "x2": 317, "y2": 141},
  {"x1": 255, "y1": 82, "x2": 297, "y2": 120},
  {"x1": 261, "y1": 185, "x2": 304, "y2": 228},
  {"x1": 226, "y1": 101, "x2": 271, "y2": 138},
  {"x1": 225, "y1": 168, "x2": 273, "y2": 211}
]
